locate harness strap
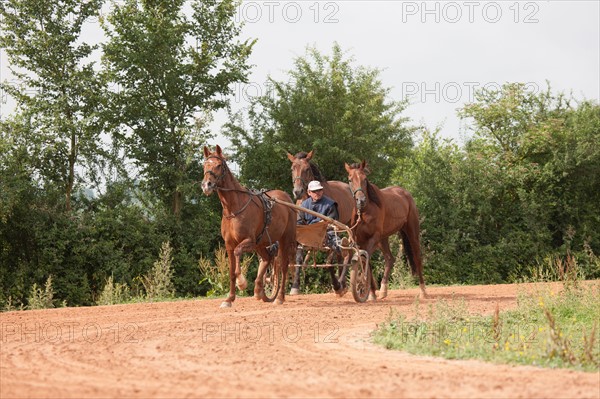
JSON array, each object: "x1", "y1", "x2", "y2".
[
  {"x1": 224, "y1": 193, "x2": 254, "y2": 219},
  {"x1": 253, "y1": 190, "x2": 273, "y2": 245}
]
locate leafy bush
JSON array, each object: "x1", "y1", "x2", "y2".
[
  {"x1": 27, "y1": 276, "x2": 55, "y2": 310},
  {"x1": 141, "y1": 241, "x2": 175, "y2": 301},
  {"x1": 96, "y1": 275, "x2": 131, "y2": 305},
  {"x1": 198, "y1": 246, "x2": 252, "y2": 297}
]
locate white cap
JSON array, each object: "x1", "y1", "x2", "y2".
[{"x1": 308, "y1": 180, "x2": 324, "y2": 191}]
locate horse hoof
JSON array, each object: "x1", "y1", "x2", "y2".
[
  {"x1": 379, "y1": 284, "x2": 388, "y2": 299},
  {"x1": 289, "y1": 288, "x2": 300, "y2": 295},
  {"x1": 274, "y1": 299, "x2": 284, "y2": 305},
  {"x1": 368, "y1": 293, "x2": 377, "y2": 301},
  {"x1": 335, "y1": 286, "x2": 348, "y2": 297},
  {"x1": 220, "y1": 301, "x2": 232, "y2": 308}
]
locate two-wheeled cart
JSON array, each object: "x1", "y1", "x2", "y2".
[{"x1": 267, "y1": 197, "x2": 372, "y2": 303}]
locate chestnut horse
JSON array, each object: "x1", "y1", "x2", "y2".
[
  {"x1": 287, "y1": 150, "x2": 354, "y2": 295},
  {"x1": 345, "y1": 160, "x2": 427, "y2": 299},
  {"x1": 202, "y1": 145, "x2": 297, "y2": 307},
  {"x1": 287, "y1": 150, "x2": 354, "y2": 224}
]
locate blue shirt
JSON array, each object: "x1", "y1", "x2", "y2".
[{"x1": 298, "y1": 196, "x2": 339, "y2": 224}]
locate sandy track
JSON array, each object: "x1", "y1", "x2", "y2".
[{"x1": 1, "y1": 282, "x2": 599, "y2": 398}]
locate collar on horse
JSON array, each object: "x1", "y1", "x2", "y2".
[{"x1": 223, "y1": 189, "x2": 273, "y2": 247}]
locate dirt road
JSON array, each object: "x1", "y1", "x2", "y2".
[{"x1": 1, "y1": 282, "x2": 599, "y2": 398}]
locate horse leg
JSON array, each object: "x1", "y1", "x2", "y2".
[
  {"x1": 331, "y1": 253, "x2": 348, "y2": 297},
  {"x1": 369, "y1": 259, "x2": 378, "y2": 301},
  {"x1": 233, "y1": 239, "x2": 256, "y2": 291},
  {"x1": 219, "y1": 238, "x2": 256, "y2": 308},
  {"x1": 363, "y1": 238, "x2": 380, "y2": 301},
  {"x1": 221, "y1": 249, "x2": 238, "y2": 308},
  {"x1": 290, "y1": 247, "x2": 303, "y2": 295},
  {"x1": 335, "y1": 235, "x2": 350, "y2": 289},
  {"x1": 275, "y1": 241, "x2": 292, "y2": 305},
  {"x1": 324, "y1": 251, "x2": 344, "y2": 295},
  {"x1": 378, "y1": 238, "x2": 394, "y2": 299},
  {"x1": 254, "y1": 254, "x2": 270, "y2": 300},
  {"x1": 337, "y1": 242, "x2": 352, "y2": 290}
]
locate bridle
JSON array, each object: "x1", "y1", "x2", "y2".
[
  {"x1": 349, "y1": 184, "x2": 364, "y2": 199},
  {"x1": 292, "y1": 175, "x2": 307, "y2": 187},
  {"x1": 348, "y1": 176, "x2": 367, "y2": 224},
  {"x1": 203, "y1": 155, "x2": 229, "y2": 186},
  {"x1": 203, "y1": 154, "x2": 260, "y2": 220},
  {"x1": 348, "y1": 172, "x2": 366, "y2": 200},
  {"x1": 291, "y1": 161, "x2": 314, "y2": 194}
]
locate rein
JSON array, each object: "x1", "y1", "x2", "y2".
[{"x1": 349, "y1": 214, "x2": 362, "y2": 231}]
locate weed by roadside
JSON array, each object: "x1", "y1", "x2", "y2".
[
  {"x1": 27, "y1": 275, "x2": 55, "y2": 310},
  {"x1": 374, "y1": 282, "x2": 599, "y2": 372},
  {"x1": 141, "y1": 241, "x2": 175, "y2": 301},
  {"x1": 97, "y1": 275, "x2": 131, "y2": 305},
  {"x1": 198, "y1": 246, "x2": 252, "y2": 297}
]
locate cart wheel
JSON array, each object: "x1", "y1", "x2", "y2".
[
  {"x1": 262, "y1": 260, "x2": 281, "y2": 302},
  {"x1": 350, "y1": 250, "x2": 371, "y2": 303}
]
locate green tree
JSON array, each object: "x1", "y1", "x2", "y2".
[
  {"x1": 0, "y1": 0, "x2": 108, "y2": 211},
  {"x1": 225, "y1": 43, "x2": 414, "y2": 190},
  {"x1": 460, "y1": 83, "x2": 600, "y2": 253},
  {"x1": 398, "y1": 83, "x2": 600, "y2": 285},
  {"x1": 102, "y1": 0, "x2": 254, "y2": 216}
]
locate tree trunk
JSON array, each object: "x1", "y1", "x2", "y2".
[
  {"x1": 172, "y1": 189, "x2": 182, "y2": 216},
  {"x1": 66, "y1": 128, "x2": 77, "y2": 212}
]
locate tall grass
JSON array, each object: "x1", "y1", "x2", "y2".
[
  {"x1": 27, "y1": 275, "x2": 55, "y2": 310},
  {"x1": 97, "y1": 275, "x2": 131, "y2": 305},
  {"x1": 198, "y1": 246, "x2": 252, "y2": 297},
  {"x1": 374, "y1": 282, "x2": 599, "y2": 372},
  {"x1": 141, "y1": 241, "x2": 175, "y2": 301},
  {"x1": 510, "y1": 247, "x2": 600, "y2": 284}
]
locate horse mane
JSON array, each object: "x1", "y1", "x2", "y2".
[
  {"x1": 366, "y1": 181, "x2": 382, "y2": 208},
  {"x1": 295, "y1": 151, "x2": 326, "y2": 182},
  {"x1": 349, "y1": 162, "x2": 382, "y2": 208}
]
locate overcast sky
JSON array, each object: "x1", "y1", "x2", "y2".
[
  {"x1": 228, "y1": 0, "x2": 599, "y2": 144},
  {"x1": 2, "y1": 1, "x2": 599, "y2": 145}
]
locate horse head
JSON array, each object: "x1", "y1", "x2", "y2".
[
  {"x1": 287, "y1": 150, "x2": 315, "y2": 201},
  {"x1": 202, "y1": 145, "x2": 229, "y2": 195},
  {"x1": 345, "y1": 160, "x2": 370, "y2": 212}
]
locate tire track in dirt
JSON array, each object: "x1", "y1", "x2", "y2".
[{"x1": 1, "y1": 282, "x2": 599, "y2": 398}]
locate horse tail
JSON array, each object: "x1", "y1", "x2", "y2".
[{"x1": 400, "y1": 231, "x2": 418, "y2": 276}]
